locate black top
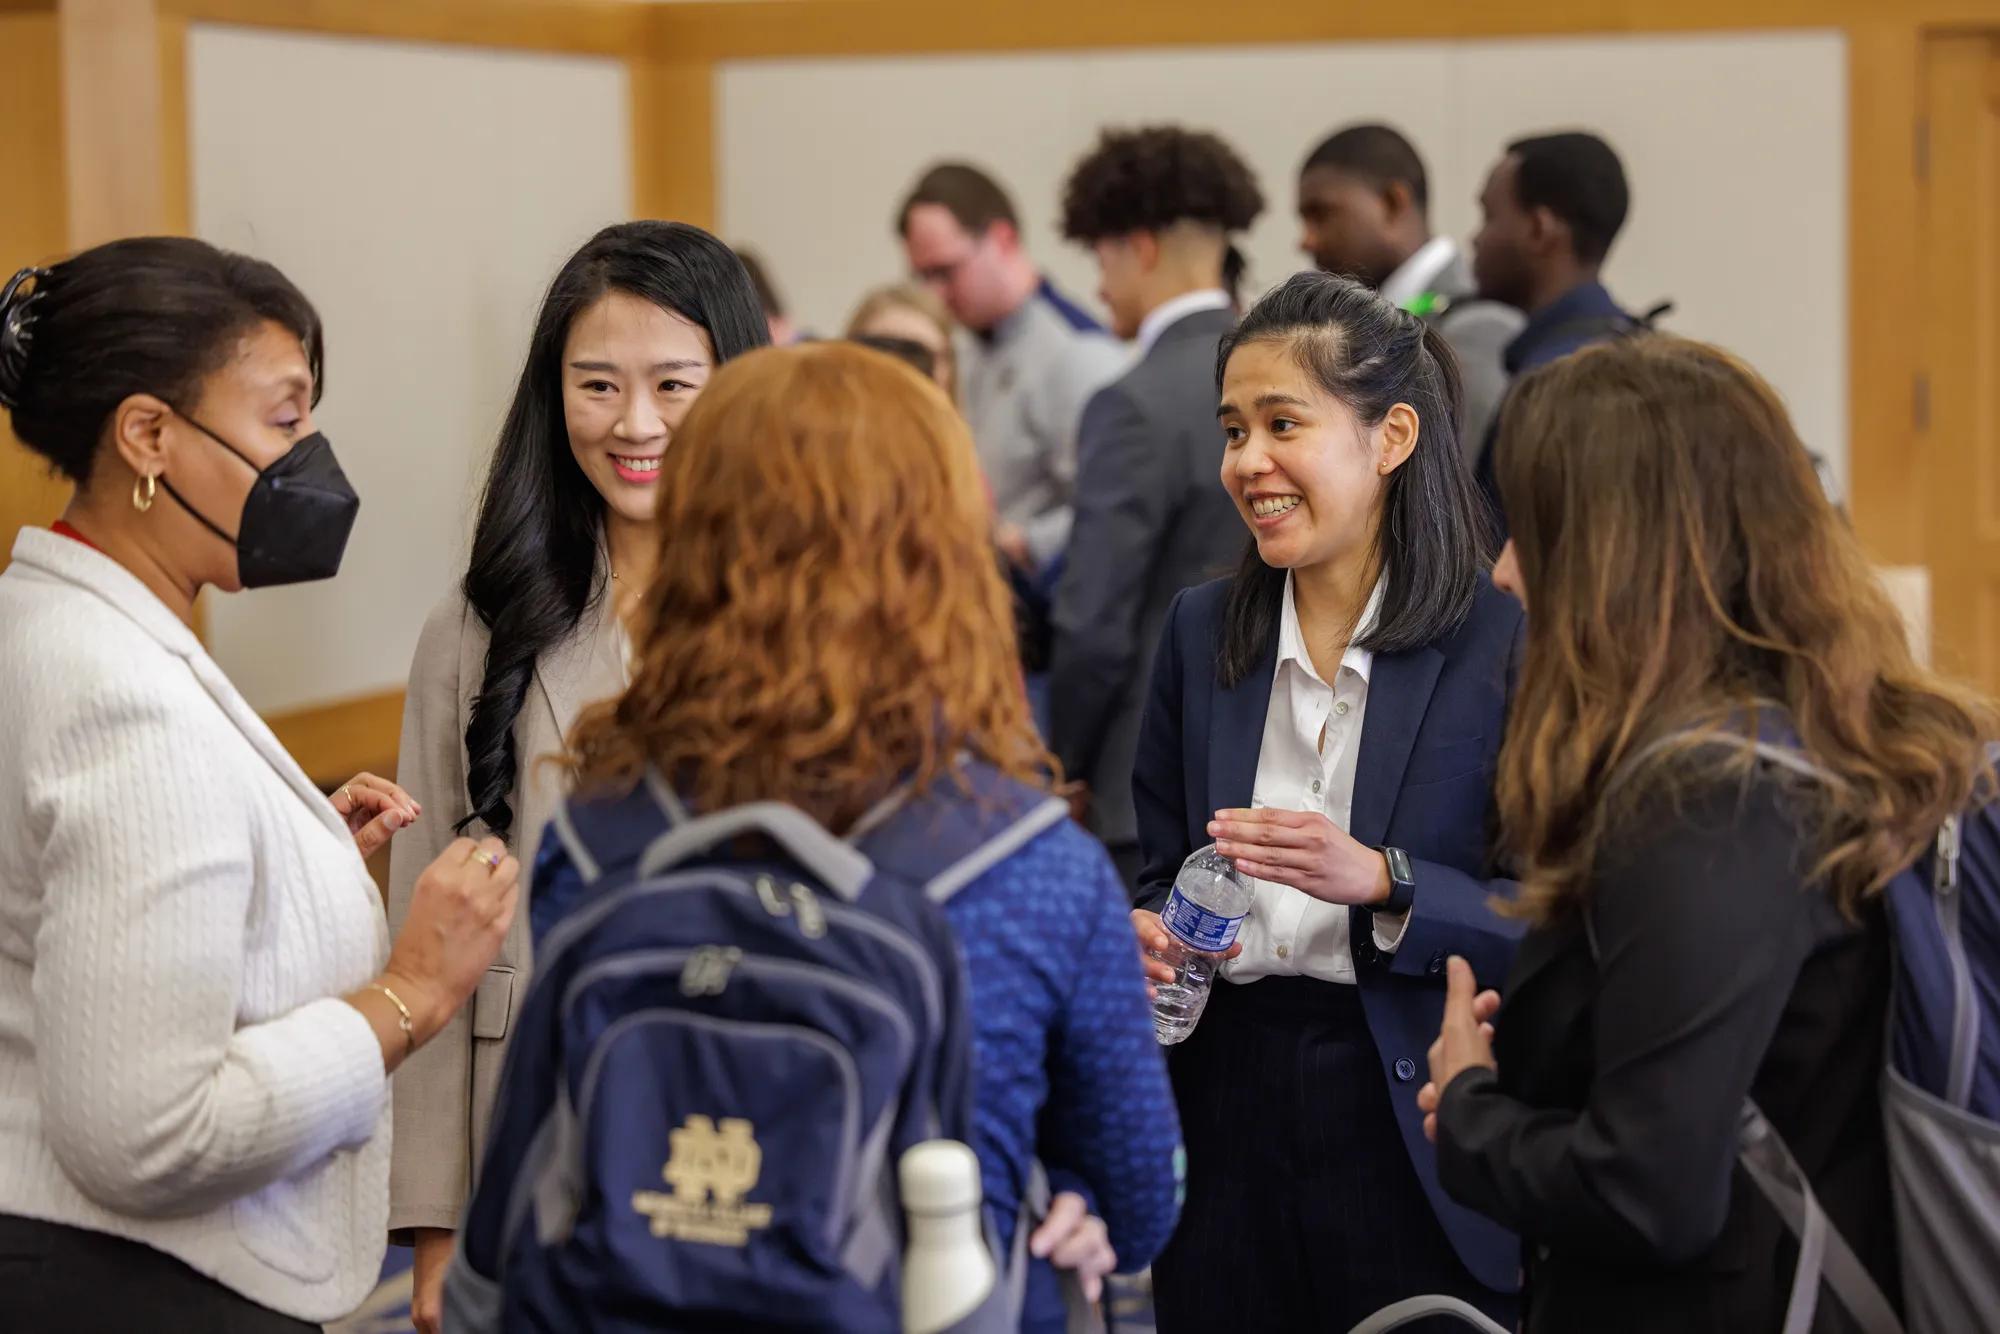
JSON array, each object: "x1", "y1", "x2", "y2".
[{"x1": 1435, "y1": 775, "x2": 1898, "y2": 1333}]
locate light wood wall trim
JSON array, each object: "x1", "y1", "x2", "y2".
[
  {"x1": 60, "y1": 0, "x2": 168, "y2": 251},
  {"x1": 0, "y1": 11, "x2": 71, "y2": 571},
  {"x1": 160, "y1": 0, "x2": 648, "y2": 55},
  {"x1": 630, "y1": 55, "x2": 717, "y2": 229},
  {"x1": 159, "y1": 12, "x2": 189, "y2": 235},
  {"x1": 649, "y1": 0, "x2": 2000, "y2": 61},
  {"x1": 1847, "y1": 20, "x2": 1925, "y2": 565},
  {"x1": 264, "y1": 686, "x2": 406, "y2": 788}
]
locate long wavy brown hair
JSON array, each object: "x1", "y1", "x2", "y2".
[
  {"x1": 564, "y1": 342, "x2": 1050, "y2": 831},
  {"x1": 1495, "y1": 335, "x2": 1997, "y2": 923}
]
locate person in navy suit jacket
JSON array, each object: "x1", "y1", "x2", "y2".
[{"x1": 1128, "y1": 272, "x2": 1525, "y2": 1331}]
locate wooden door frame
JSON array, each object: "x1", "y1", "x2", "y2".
[{"x1": 1916, "y1": 30, "x2": 2000, "y2": 686}]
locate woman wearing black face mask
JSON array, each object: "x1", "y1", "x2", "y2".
[{"x1": 0, "y1": 239, "x2": 518, "y2": 1331}]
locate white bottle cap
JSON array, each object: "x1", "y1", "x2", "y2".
[{"x1": 899, "y1": 1139, "x2": 982, "y2": 1215}]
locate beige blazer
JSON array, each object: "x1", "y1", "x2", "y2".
[{"x1": 385, "y1": 582, "x2": 626, "y2": 1237}]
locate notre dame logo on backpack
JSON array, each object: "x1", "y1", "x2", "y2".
[{"x1": 632, "y1": 1115, "x2": 772, "y2": 1247}]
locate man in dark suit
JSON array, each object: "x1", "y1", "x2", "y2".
[
  {"x1": 1470, "y1": 130, "x2": 1640, "y2": 537},
  {"x1": 1050, "y1": 126, "x2": 1264, "y2": 891}
]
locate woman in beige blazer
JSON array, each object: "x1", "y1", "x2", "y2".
[{"x1": 388, "y1": 221, "x2": 769, "y2": 1331}]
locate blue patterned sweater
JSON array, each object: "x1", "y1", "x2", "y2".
[{"x1": 938, "y1": 818, "x2": 1183, "y2": 1310}]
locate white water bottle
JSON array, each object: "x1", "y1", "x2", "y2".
[{"x1": 900, "y1": 1139, "x2": 995, "y2": 1333}]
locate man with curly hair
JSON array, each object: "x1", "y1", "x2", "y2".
[
  {"x1": 1049, "y1": 125, "x2": 1264, "y2": 891},
  {"x1": 1299, "y1": 123, "x2": 1523, "y2": 462}
]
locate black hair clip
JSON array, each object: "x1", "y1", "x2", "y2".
[{"x1": 0, "y1": 266, "x2": 49, "y2": 410}]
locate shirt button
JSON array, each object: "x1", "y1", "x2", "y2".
[
  {"x1": 1310, "y1": 779, "x2": 1323, "y2": 795},
  {"x1": 1335, "y1": 700, "x2": 1351, "y2": 717},
  {"x1": 1275, "y1": 944, "x2": 1290, "y2": 960}
]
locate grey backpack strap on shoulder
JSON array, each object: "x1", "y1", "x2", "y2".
[
  {"x1": 1585, "y1": 887, "x2": 1904, "y2": 1334},
  {"x1": 1738, "y1": 1101, "x2": 1905, "y2": 1334}
]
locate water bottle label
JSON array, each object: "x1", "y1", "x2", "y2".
[{"x1": 1161, "y1": 885, "x2": 1245, "y2": 953}]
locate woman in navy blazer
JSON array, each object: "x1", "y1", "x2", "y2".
[{"x1": 1130, "y1": 273, "x2": 1524, "y2": 1330}]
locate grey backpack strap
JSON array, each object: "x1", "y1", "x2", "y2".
[
  {"x1": 1583, "y1": 908, "x2": 1905, "y2": 1334},
  {"x1": 440, "y1": 1237, "x2": 506, "y2": 1334},
  {"x1": 1738, "y1": 1101, "x2": 1905, "y2": 1334},
  {"x1": 1345, "y1": 1295, "x2": 1511, "y2": 1333},
  {"x1": 1011, "y1": 1161, "x2": 1105, "y2": 1334},
  {"x1": 926, "y1": 798, "x2": 1070, "y2": 904},
  {"x1": 636, "y1": 801, "x2": 875, "y2": 900}
]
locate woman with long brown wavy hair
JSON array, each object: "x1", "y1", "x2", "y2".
[
  {"x1": 513, "y1": 342, "x2": 1181, "y2": 1329},
  {"x1": 1420, "y1": 335, "x2": 1998, "y2": 1332}
]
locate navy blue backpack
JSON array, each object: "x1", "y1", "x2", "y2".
[
  {"x1": 1726, "y1": 741, "x2": 2000, "y2": 1334},
  {"x1": 441, "y1": 762, "x2": 1071, "y2": 1333}
]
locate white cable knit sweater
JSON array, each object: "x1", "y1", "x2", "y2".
[{"x1": 0, "y1": 529, "x2": 391, "y2": 1322}]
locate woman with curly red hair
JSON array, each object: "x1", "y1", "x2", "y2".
[{"x1": 525, "y1": 342, "x2": 1181, "y2": 1329}]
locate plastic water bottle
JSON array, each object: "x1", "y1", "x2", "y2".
[
  {"x1": 899, "y1": 1140, "x2": 995, "y2": 1333},
  {"x1": 1150, "y1": 844, "x2": 1252, "y2": 1045}
]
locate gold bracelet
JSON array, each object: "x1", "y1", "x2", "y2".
[{"x1": 370, "y1": 982, "x2": 416, "y2": 1057}]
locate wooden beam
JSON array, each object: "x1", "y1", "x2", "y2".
[
  {"x1": 60, "y1": 0, "x2": 168, "y2": 250},
  {"x1": 158, "y1": 11, "x2": 189, "y2": 235},
  {"x1": 1846, "y1": 20, "x2": 1925, "y2": 566},
  {"x1": 649, "y1": 0, "x2": 2000, "y2": 62},
  {"x1": 264, "y1": 686, "x2": 407, "y2": 789},
  {"x1": 629, "y1": 55, "x2": 716, "y2": 229},
  {"x1": 161, "y1": 0, "x2": 647, "y2": 55},
  {"x1": 0, "y1": 10, "x2": 71, "y2": 570}
]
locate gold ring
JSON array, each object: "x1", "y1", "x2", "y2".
[
  {"x1": 340, "y1": 786, "x2": 354, "y2": 807},
  {"x1": 468, "y1": 847, "x2": 503, "y2": 870}
]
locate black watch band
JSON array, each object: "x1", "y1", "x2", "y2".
[{"x1": 1379, "y1": 845, "x2": 1416, "y2": 915}]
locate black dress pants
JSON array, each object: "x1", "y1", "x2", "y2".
[
  {"x1": 1152, "y1": 976, "x2": 1516, "y2": 1333},
  {"x1": 0, "y1": 1213, "x2": 321, "y2": 1334}
]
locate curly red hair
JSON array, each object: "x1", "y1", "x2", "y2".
[{"x1": 564, "y1": 342, "x2": 1050, "y2": 831}]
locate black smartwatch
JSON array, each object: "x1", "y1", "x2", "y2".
[{"x1": 1378, "y1": 846, "x2": 1416, "y2": 915}]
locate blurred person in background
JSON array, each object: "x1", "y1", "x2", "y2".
[
  {"x1": 1299, "y1": 122, "x2": 1522, "y2": 459},
  {"x1": 1421, "y1": 336, "x2": 1990, "y2": 1332},
  {"x1": 1469, "y1": 131, "x2": 1637, "y2": 537},
  {"x1": 500, "y1": 342, "x2": 1183, "y2": 1329},
  {"x1": 1050, "y1": 124, "x2": 1264, "y2": 891},
  {"x1": 1129, "y1": 272, "x2": 1523, "y2": 1331},
  {"x1": 735, "y1": 246, "x2": 807, "y2": 346},
  {"x1": 896, "y1": 162, "x2": 1125, "y2": 580},
  {"x1": 0, "y1": 241, "x2": 514, "y2": 1330},
  {"x1": 847, "y1": 281, "x2": 959, "y2": 401},
  {"x1": 388, "y1": 221, "x2": 767, "y2": 1333}
]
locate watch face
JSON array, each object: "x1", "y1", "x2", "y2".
[{"x1": 1385, "y1": 847, "x2": 1414, "y2": 885}]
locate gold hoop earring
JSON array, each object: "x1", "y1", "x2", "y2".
[{"x1": 132, "y1": 472, "x2": 156, "y2": 512}]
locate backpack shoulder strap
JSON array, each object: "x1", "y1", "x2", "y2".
[
  {"x1": 546, "y1": 771, "x2": 688, "y2": 885},
  {"x1": 855, "y1": 762, "x2": 1070, "y2": 903},
  {"x1": 632, "y1": 798, "x2": 876, "y2": 900},
  {"x1": 1737, "y1": 1101, "x2": 1905, "y2": 1334}
]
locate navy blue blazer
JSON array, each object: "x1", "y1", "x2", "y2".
[{"x1": 1132, "y1": 574, "x2": 1527, "y2": 1295}]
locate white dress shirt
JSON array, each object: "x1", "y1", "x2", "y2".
[
  {"x1": 1225, "y1": 572, "x2": 1408, "y2": 985},
  {"x1": 1133, "y1": 287, "x2": 1232, "y2": 360},
  {"x1": 1379, "y1": 235, "x2": 1462, "y2": 311}
]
